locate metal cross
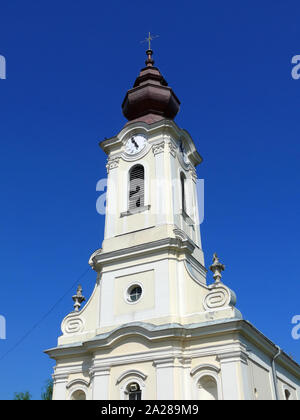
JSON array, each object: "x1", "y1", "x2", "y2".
[{"x1": 141, "y1": 32, "x2": 159, "y2": 50}]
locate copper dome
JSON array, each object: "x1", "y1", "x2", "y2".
[{"x1": 122, "y1": 50, "x2": 180, "y2": 125}]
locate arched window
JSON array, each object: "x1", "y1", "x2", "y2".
[
  {"x1": 126, "y1": 382, "x2": 141, "y2": 400},
  {"x1": 180, "y1": 172, "x2": 186, "y2": 214},
  {"x1": 117, "y1": 370, "x2": 147, "y2": 400},
  {"x1": 198, "y1": 375, "x2": 218, "y2": 400},
  {"x1": 284, "y1": 389, "x2": 291, "y2": 400},
  {"x1": 71, "y1": 390, "x2": 86, "y2": 400},
  {"x1": 129, "y1": 165, "x2": 144, "y2": 210}
]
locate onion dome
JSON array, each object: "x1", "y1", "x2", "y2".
[{"x1": 122, "y1": 50, "x2": 180, "y2": 125}]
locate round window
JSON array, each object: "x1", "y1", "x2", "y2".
[{"x1": 127, "y1": 285, "x2": 142, "y2": 303}]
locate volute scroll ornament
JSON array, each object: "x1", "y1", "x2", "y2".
[
  {"x1": 61, "y1": 313, "x2": 85, "y2": 335},
  {"x1": 204, "y1": 253, "x2": 238, "y2": 311}
]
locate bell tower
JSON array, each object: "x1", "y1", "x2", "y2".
[
  {"x1": 102, "y1": 49, "x2": 203, "y2": 250},
  {"x1": 90, "y1": 48, "x2": 207, "y2": 330}
]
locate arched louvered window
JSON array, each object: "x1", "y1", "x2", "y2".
[
  {"x1": 180, "y1": 172, "x2": 186, "y2": 214},
  {"x1": 126, "y1": 382, "x2": 142, "y2": 400},
  {"x1": 129, "y1": 165, "x2": 144, "y2": 210}
]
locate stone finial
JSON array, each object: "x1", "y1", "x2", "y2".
[
  {"x1": 209, "y1": 253, "x2": 225, "y2": 284},
  {"x1": 72, "y1": 285, "x2": 85, "y2": 312}
]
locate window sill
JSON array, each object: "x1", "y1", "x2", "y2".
[{"x1": 120, "y1": 205, "x2": 151, "y2": 218}]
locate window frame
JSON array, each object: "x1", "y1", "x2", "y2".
[
  {"x1": 117, "y1": 371, "x2": 147, "y2": 400},
  {"x1": 190, "y1": 364, "x2": 221, "y2": 400},
  {"x1": 124, "y1": 282, "x2": 144, "y2": 305},
  {"x1": 128, "y1": 164, "x2": 145, "y2": 211}
]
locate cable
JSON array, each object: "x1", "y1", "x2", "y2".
[{"x1": 0, "y1": 266, "x2": 92, "y2": 362}]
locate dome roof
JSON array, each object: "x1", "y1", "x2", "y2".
[{"x1": 122, "y1": 50, "x2": 180, "y2": 125}]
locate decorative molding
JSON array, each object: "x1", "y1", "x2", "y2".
[
  {"x1": 47, "y1": 320, "x2": 300, "y2": 381},
  {"x1": 173, "y1": 227, "x2": 189, "y2": 242},
  {"x1": 52, "y1": 372, "x2": 69, "y2": 384},
  {"x1": 89, "y1": 365, "x2": 111, "y2": 378},
  {"x1": 153, "y1": 357, "x2": 175, "y2": 368},
  {"x1": 66, "y1": 378, "x2": 90, "y2": 389},
  {"x1": 47, "y1": 319, "x2": 244, "y2": 359},
  {"x1": 184, "y1": 260, "x2": 207, "y2": 285},
  {"x1": 217, "y1": 350, "x2": 249, "y2": 365},
  {"x1": 61, "y1": 313, "x2": 85, "y2": 335},
  {"x1": 204, "y1": 286, "x2": 231, "y2": 310},
  {"x1": 177, "y1": 357, "x2": 192, "y2": 367},
  {"x1": 88, "y1": 248, "x2": 102, "y2": 269},
  {"x1": 116, "y1": 369, "x2": 148, "y2": 385},
  {"x1": 92, "y1": 236, "x2": 195, "y2": 268},
  {"x1": 189, "y1": 167, "x2": 197, "y2": 183},
  {"x1": 152, "y1": 141, "x2": 165, "y2": 155},
  {"x1": 190, "y1": 364, "x2": 221, "y2": 377},
  {"x1": 168, "y1": 140, "x2": 177, "y2": 158},
  {"x1": 106, "y1": 157, "x2": 120, "y2": 172}
]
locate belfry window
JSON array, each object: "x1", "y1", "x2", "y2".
[
  {"x1": 129, "y1": 165, "x2": 145, "y2": 210},
  {"x1": 127, "y1": 383, "x2": 142, "y2": 400},
  {"x1": 180, "y1": 172, "x2": 186, "y2": 214}
]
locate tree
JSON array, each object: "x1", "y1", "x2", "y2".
[
  {"x1": 13, "y1": 391, "x2": 31, "y2": 400},
  {"x1": 41, "y1": 379, "x2": 53, "y2": 400}
]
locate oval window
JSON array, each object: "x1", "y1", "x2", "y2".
[{"x1": 127, "y1": 285, "x2": 142, "y2": 303}]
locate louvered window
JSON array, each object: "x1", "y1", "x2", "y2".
[
  {"x1": 129, "y1": 165, "x2": 145, "y2": 210},
  {"x1": 180, "y1": 172, "x2": 186, "y2": 214},
  {"x1": 127, "y1": 383, "x2": 142, "y2": 400}
]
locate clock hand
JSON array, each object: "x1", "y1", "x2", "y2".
[{"x1": 131, "y1": 138, "x2": 139, "y2": 149}]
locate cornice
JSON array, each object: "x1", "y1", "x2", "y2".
[
  {"x1": 52, "y1": 372, "x2": 69, "y2": 383},
  {"x1": 91, "y1": 236, "x2": 195, "y2": 269},
  {"x1": 89, "y1": 365, "x2": 111, "y2": 378},
  {"x1": 153, "y1": 357, "x2": 175, "y2": 368},
  {"x1": 45, "y1": 319, "x2": 243, "y2": 359},
  {"x1": 45, "y1": 319, "x2": 300, "y2": 379},
  {"x1": 217, "y1": 349, "x2": 249, "y2": 365}
]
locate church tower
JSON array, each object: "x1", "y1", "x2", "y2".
[{"x1": 46, "y1": 49, "x2": 300, "y2": 401}]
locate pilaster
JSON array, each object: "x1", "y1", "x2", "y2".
[
  {"x1": 218, "y1": 349, "x2": 251, "y2": 400},
  {"x1": 52, "y1": 372, "x2": 69, "y2": 400},
  {"x1": 89, "y1": 365, "x2": 111, "y2": 400},
  {"x1": 153, "y1": 357, "x2": 175, "y2": 400}
]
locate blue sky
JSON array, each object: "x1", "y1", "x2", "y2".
[{"x1": 0, "y1": 0, "x2": 299, "y2": 399}]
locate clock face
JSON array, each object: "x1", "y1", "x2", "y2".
[{"x1": 125, "y1": 135, "x2": 147, "y2": 155}]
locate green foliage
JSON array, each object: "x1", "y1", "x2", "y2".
[
  {"x1": 41, "y1": 379, "x2": 53, "y2": 400},
  {"x1": 13, "y1": 378, "x2": 53, "y2": 400},
  {"x1": 13, "y1": 391, "x2": 31, "y2": 400}
]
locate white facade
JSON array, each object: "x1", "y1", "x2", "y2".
[{"x1": 46, "y1": 119, "x2": 300, "y2": 401}]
